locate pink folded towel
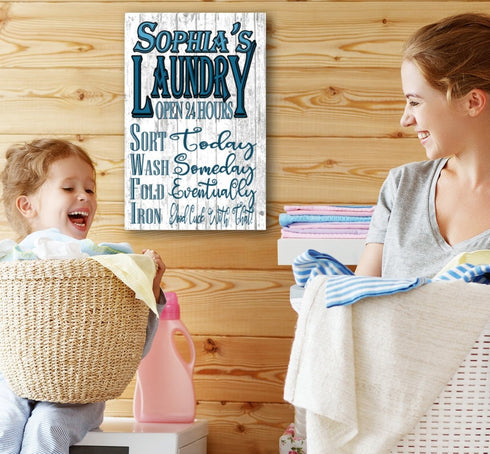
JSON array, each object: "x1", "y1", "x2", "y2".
[
  {"x1": 281, "y1": 230, "x2": 368, "y2": 239},
  {"x1": 285, "y1": 205, "x2": 375, "y2": 217}
]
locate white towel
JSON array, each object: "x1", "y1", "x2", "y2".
[{"x1": 284, "y1": 276, "x2": 490, "y2": 454}]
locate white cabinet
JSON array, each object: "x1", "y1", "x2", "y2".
[{"x1": 72, "y1": 418, "x2": 207, "y2": 454}]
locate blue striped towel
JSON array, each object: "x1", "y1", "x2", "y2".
[
  {"x1": 292, "y1": 249, "x2": 353, "y2": 287},
  {"x1": 292, "y1": 249, "x2": 490, "y2": 308}
]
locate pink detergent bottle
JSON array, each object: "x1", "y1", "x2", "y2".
[{"x1": 133, "y1": 292, "x2": 196, "y2": 423}]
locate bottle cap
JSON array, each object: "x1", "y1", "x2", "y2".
[{"x1": 161, "y1": 292, "x2": 180, "y2": 320}]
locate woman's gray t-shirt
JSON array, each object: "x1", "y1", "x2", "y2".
[{"x1": 366, "y1": 158, "x2": 490, "y2": 279}]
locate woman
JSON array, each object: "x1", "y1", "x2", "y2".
[{"x1": 356, "y1": 13, "x2": 490, "y2": 278}]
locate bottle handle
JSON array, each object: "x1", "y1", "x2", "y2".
[{"x1": 172, "y1": 326, "x2": 196, "y2": 375}]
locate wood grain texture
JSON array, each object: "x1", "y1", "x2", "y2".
[
  {"x1": 1, "y1": 3, "x2": 488, "y2": 69},
  {"x1": 161, "y1": 269, "x2": 297, "y2": 336},
  {"x1": 117, "y1": 335, "x2": 293, "y2": 402},
  {"x1": 0, "y1": 69, "x2": 124, "y2": 135},
  {"x1": 0, "y1": 67, "x2": 408, "y2": 136}
]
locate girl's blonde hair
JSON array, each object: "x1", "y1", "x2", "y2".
[
  {"x1": 403, "y1": 13, "x2": 490, "y2": 101},
  {"x1": 1, "y1": 138, "x2": 96, "y2": 238}
]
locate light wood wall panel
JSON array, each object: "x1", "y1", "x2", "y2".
[
  {"x1": 114, "y1": 335, "x2": 294, "y2": 403},
  {"x1": 161, "y1": 269, "x2": 297, "y2": 337},
  {"x1": 1, "y1": 67, "x2": 410, "y2": 137},
  {"x1": 0, "y1": 2, "x2": 488, "y2": 453}
]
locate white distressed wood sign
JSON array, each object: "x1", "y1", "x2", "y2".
[{"x1": 124, "y1": 12, "x2": 266, "y2": 230}]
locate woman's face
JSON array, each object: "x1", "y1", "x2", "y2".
[{"x1": 400, "y1": 59, "x2": 469, "y2": 160}]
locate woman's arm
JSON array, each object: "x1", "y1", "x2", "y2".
[{"x1": 355, "y1": 243, "x2": 383, "y2": 277}]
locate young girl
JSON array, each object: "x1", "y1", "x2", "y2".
[
  {"x1": 356, "y1": 13, "x2": 490, "y2": 278},
  {"x1": 0, "y1": 138, "x2": 166, "y2": 453}
]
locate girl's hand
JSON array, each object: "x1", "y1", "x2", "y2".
[{"x1": 143, "y1": 249, "x2": 166, "y2": 302}]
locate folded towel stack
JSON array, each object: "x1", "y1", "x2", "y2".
[{"x1": 279, "y1": 205, "x2": 375, "y2": 239}]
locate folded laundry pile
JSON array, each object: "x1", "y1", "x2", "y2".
[{"x1": 279, "y1": 205, "x2": 375, "y2": 239}]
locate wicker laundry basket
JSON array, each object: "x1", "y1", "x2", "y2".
[
  {"x1": 392, "y1": 319, "x2": 490, "y2": 454},
  {"x1": 0, "y1": 258, "x2": 150, "y2": 404}
]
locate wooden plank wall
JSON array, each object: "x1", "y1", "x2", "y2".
[{"x1": 0, "y1": 1, "x2": 488, "y2": 453}]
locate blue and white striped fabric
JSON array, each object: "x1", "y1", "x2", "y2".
[
  {"x1": 292, "y1": 249, "x2": 353, "y2": 287},
  {"x1": 324, "y1": 275, "x2": 429, "y2": 307},
  {"x1": 435, "y1": 263, "x2": 490, "y2": 284},
  {"x1": 292, "y1": 249, "x2": 490, "y2": 308}
]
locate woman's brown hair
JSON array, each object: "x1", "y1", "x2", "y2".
[{"x1": 403, "y1": 13, "x2": 490, "y2": 101}]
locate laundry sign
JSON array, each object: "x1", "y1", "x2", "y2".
[{"x1": 124, "y1": 12, "x2": 266, "y2": 230}]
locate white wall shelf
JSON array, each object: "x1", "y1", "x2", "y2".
[{"x1": 277, "y1": 238, "x2": 365, "y2": 266}]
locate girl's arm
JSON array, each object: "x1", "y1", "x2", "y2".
[{"x1": 143, "y1": 249, "x2": 166, "y2": 302}]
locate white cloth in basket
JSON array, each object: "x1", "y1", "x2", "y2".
[
  {"x1": 0, "y1": 229, "x2": 158, "y2": 314},
  {"x1": 1, "y1": 228, "x2": 133, "y2": 260},
  {"x1": 284, "y1": 277, "x2": 490, "y2": 454}
]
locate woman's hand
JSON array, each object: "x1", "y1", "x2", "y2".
[{"x1": 143, "y1": 249, "x2": 166, "y2": 302}]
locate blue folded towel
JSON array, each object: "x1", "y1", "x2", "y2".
[{"x1": 279, "y1": 214, "x2": 372, "y2": 227}]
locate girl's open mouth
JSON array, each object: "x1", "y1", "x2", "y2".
[{"x1": 68, "y1": 211, "x2": 89, "y2": 228}]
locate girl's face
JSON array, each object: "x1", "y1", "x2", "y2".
[
  {"x1": 19, "y1": 155, "x2": 97, "y2": 239},
  {"x1": 400, "y1": 60, "x2": 469, "y2": 160}
]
